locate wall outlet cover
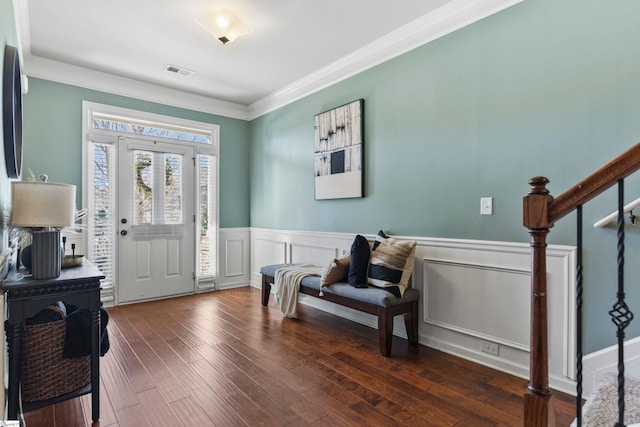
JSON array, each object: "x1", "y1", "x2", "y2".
[{"x1": 480, "y1": 197, "x2": 493, "y2": 215}]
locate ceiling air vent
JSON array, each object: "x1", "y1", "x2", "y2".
[{"x1": 164, "y1": 64, "x2": 195, "y2": 77}]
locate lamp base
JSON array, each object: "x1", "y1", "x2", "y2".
[{"x1": 31, "y1": 230, "x2": 62, "y2": 280}]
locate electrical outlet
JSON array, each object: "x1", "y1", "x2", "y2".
[{"x1": 481, "y1": 340, "x2": 500, "y2": 356}]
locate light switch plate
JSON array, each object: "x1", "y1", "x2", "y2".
[{"x1": 481, "y1": 197, "x2": 493, "y2": 215}]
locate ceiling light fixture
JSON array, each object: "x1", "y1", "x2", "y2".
[{"x1": 195, "y1": 8, "x2": 249, "y2": 45}]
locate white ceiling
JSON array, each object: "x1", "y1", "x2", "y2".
[{"x1": 13, "y1": 0, "x2": 522, "y2": 120}]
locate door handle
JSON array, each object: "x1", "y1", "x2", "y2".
[{"x1": 120, "y1": 230, "x2": 127, "y2": 236}]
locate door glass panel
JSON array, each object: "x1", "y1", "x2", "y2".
[
  {"x1": 198, "y1": 154, "x2": 216, "y2": 278},
  {"x1": 134, "y1": 151, "x2": 153, "y2": 225},
  {"x1": 164, "y1": 154, "x2": 182, "y2": 224},
  {"x1": 90, "y1": 142, "x2": 115, "y2": 291}
]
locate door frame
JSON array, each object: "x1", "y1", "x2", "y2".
[{"x1": 82, "y1": 101, "x2": 220, "y2": 305}]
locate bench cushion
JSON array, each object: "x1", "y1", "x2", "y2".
[{"x1": 260, "y1": 264, "x2": 419, "y2": 308}]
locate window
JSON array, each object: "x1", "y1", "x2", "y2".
[
  {"x1": 88, "y1": 141, "x2": 116, "y2": 293},
  {"x1": 197, "y1": 154, "x2": 216, "y2": 281},
  {"x1": 92, "y1": 113, "x2": 211, "y2": 144}
]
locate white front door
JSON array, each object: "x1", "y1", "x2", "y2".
[{"x1": 117, "y1": 137, "x2": 195, "y2": 303}]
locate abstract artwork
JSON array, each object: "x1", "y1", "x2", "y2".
[{"x1": 314, "y1": 99, "x2": 364, "y2": 200}]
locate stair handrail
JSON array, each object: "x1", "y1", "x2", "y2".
[
  {"x1": 550, "y1": 143, "x2": 640, "y2": 223},
  {"x1": 523, "y1": 141, "x2": 640, "y2": 426}
]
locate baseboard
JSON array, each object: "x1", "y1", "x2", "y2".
[
  {"x1": 423, "y1": 333, "x2": 577, "y2": 396},
  {"x1": 581, "y1": 336, "x2": 640, "y2": 399}
]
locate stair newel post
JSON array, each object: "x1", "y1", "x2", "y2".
[{"x1": 523, "y1": 176, "x2": 555, "y2": 427}]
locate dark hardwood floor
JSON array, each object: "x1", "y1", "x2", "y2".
[{"x1": 23, "y1": 286, "x2": 575, "y2": 426}]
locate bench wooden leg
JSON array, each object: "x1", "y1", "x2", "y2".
[
  {"x1": 404, "y1": 300, "x2": 419, "y2": 346},
  {"x1": 378, "y1": 307, "x2": 393, "y2": 357},
  {"x1": 261, "y1": 274, "x2": 272, "y2": 306}
]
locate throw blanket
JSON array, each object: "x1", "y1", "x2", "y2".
[{"x1": 274, "y1": 264, "x2": 324, "y2": 318}]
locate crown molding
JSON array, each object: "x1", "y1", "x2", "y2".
[
  {"x1": 14, "y1": 0, "x2": 522, "y2": 122},
  {"x1": 23, "y1": 55, "x2": 251, "y2": 120},
  {"x1": 11, "y1": 0, "x2": 251, "y2": 120},
  {"x1": 247, "y1": 0, "x2": 523, "y2": 120},
  {"x1": 12, "y1": 0, "x2": 29, "y2": 68}
]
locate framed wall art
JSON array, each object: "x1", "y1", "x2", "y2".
[{"x1": 314, "y1": 99, "x2": 364, "y2": 200}]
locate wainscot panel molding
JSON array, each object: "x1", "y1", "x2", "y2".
[
  {"x1": 420, "y1": 239, "x2": 577, "y2": 396},
  {"x1": 249, "y1": 227, "x2": 577, "y2": 395},
  {"x1": 218, "y1": 227, "x2": 251, "y2": 290}
]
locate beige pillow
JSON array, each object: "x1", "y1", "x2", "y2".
[{"x1": 321, "y1": 255, "x2": 350, "y2": 286}]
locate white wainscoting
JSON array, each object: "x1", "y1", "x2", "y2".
[
  {"x1": 424, "y1": 259, "x2": 531, "y2": 351},
  {"x1": 218, "y1": 227, "x2": 251, "y2": 290},
  {"x1": 419, "y1": 238, "x2": 577, "y2": 395},
  {"x1": 62, "y1": 228, "x2": 253, "y2": 295},
  {"x1": 249, "y1": 227, "x2": 578, "y2": 394}
]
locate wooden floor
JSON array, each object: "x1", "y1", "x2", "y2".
[{"x1": 23, "y1": 286, "x2": 576, "y2": 426}]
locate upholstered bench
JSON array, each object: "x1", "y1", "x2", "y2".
[{"x1": 260, "y1": 264, "x2": 419, "y2": 357}]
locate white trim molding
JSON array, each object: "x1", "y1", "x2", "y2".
[
  {"x1": 248, "y1": 0, "x2": 524, "y2": 118},
  {"x1": 581, "y1": 337, "x2": 640, "y2": 399},
  {"x1": 25, "y1": 55, "x2": 251, "y2": 120},
  {"x1": 218, "y1": 228, "x2": 251, "y2": 289}
]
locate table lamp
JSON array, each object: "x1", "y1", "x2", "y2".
[{"x1": 9, "y1": 181, "x2": 76, "y2": 279}]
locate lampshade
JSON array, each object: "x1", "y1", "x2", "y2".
[
  {"x1": 195, "y1": 9, "x2": 250, "y2": 44},
  {"x1": 9, "y1": 181, "x2": 76, "y2": 228}
]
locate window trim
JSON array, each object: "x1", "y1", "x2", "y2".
[{"x1": 84, "y1": 102, "x2": 220, "y2": 149}]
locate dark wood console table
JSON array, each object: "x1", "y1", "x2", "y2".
[{"x1": 2, "y1": 261, "x2": 105, "y2": 421}]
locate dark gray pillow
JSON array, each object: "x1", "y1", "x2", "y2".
[{"x1": 348, "y1": 234, "x2": 370, "y2": 288}]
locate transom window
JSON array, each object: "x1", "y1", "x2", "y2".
[{"x1": 92, "y1": 113, "x2": 211, "y2": 144}]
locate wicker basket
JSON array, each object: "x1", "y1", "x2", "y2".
[{"x1": 21, "y1": 319, "x2": 91, "y2": 402}]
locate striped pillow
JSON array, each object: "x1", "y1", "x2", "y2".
[{"x1": 367, "y1": 236, "x2": 416, "y2": 297}]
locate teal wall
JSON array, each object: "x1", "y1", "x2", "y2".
[
  {"x1": 14, "y1": 0, "x2": 640, "y2": 353},
  {"x1": 249, "y1": 0, "x2": 640, "y2": 353},
  {"x1": 0, "y1": 0, "x2": 19, "y2": 253},
  {"x1": 22, "y1": 78, "x2": 250, "y2": 228}
]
